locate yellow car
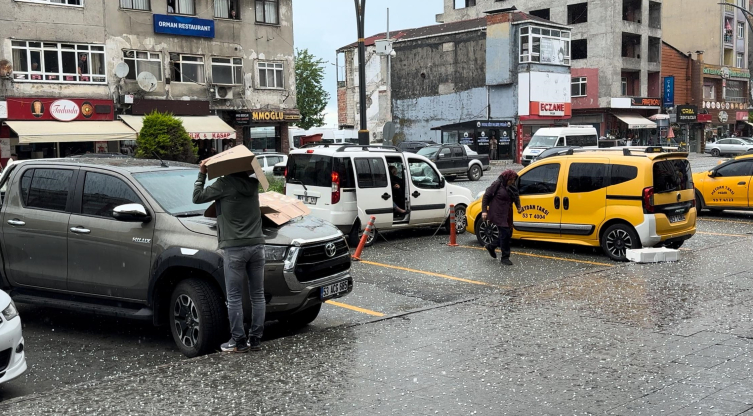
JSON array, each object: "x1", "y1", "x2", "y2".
[
  {"x1": 467, "y1": 148, "x2": 697, "y2": 261},
  {"x1": 694, "y1": 154, "x2": 753, "y2": 213}
]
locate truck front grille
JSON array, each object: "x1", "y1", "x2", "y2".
[{"x1": 295, "y1": 238, "x2": 351, "y2": 283}]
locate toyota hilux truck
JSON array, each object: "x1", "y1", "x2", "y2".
[{"x1": 0, "y1": 158, "x2": 352, "y2": 357}]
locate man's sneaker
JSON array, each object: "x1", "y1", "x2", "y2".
[
  {"x1": 247, "y1": 337, "x2": 262, "y2": 351},
  {"x1": 501, "y1": 258, "x2": 513, "y2": 266},
  {"x1": 485, "y1": 245, "x2": 497, "y2": 259},
  {"x1": 221, "y1": 339, "x2": 249, "y2": 353}
]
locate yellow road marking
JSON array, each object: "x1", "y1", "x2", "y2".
[
  {"x1": 699, "y1": 218, "x2": 753, "y2": 225},
  {"x1": 459, "y1": 245, "x2": 615, "y2": 267},
  {"x1": 325, "y1": 300, "x2": 384, "y2": 317},
  {"x1": 697, "y1": 231, "x2": 750, "y2": 238},
  {"x1": 361, "y1": 260, "x2": 504, "y2": 288}
]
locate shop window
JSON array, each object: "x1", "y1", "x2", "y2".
[
  {"x1": 215, "y1": 0, "x2": 240, "y2": 19},
  {"x1": 123, "y1": 50, "x2": 163, "y2": 81},
  {"x1": 255, "y1": 0, "x2": 279, "y2": 24},
  {"x1": 120, "y1": 0, "x2": 150, "y2": 10},
  {"x1": 257, "y1": 61, "x2": 284, "y2": 89},
  {"x1": 519, "y1": 25, "x2": 571, "y2": 65},
  {"x1": 567, "y1": 3, "x2": 588, "y2": 24},
  {"x1": 82, "y1": 173, "x2": 142, "y2": 219},
  {"x1": 211, "y1": 57, "x2": 243, "y2": 85},
  {"x1": 167, "y1": 0, "x2": 195, "y2": 14},
  {"x1": 572, "y1": 39, "x2": 587, "y2": 60},
  {"x1": 171, "y1": 54, "x2": 205, "y2": 84},
  {"x1": 17, "y1": 0, "x2": 81, "y2": 5},
  {"x1": 529, "y1": 9, "x2": 550, "y2": 20},
  {"x1": 11, "y1": 41, "x2": 105, "y2": 84}
]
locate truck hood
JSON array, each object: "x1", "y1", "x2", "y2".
[
  {"x1": 446, "y1": 183, "x2": 474, "y2": 203},
  {"x1": 179, "y1": 214, "x2": 343, "y2": 246}
]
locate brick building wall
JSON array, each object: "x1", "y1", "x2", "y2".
[{"x1": 661, "y1": 42, "x2": 693, "y2": 106}]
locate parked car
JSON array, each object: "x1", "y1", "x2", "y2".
[
  {"x1": 522, "y1": 126, "x2": 599, "y2": 166},
  {"x1": 705, "y1": 138, "x2": 753, "y2": 157},
  {"x1": 255, "y1": 153, "x2": 287, "y2": 175},
  {"x1": 416, "y1": 144, "x2": 490, "y2": 181},
  {"x1": 0, "y1": 159, "x2": 352, "y2": 357},
  {"x1": 0, "y1": 289, "x2": 26, "y2": 384},
  {"x1": 284, "y1": 145, "x2": 473, "y2": 246},
  {"x1": 694, "y1": 153, "x2": 753, "y2": 213},
  {"x1": 397, "y1": 140, "x2": 437, "y2": 153},
  {"x1": 466, "y1": 147, "x2": 696, "y2": 261},
  {"x1": 530, "y1": 146, "x2": 579, "y2": 164}
]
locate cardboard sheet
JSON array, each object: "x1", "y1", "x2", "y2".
[
  {"x1": 204, "y1": 145, "x2": 269, "y2": 191},
  {"x1": 203, "y1": 192, "x2": 310, "y2": 226}
]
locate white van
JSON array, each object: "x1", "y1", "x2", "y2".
[
  {"x1": 522, "y1": 126, "x2": 598, "y2": 166},
  {"x1": 284, "y1": 145, "x2": 474, "y2": 246}
]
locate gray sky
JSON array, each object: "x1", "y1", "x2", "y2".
[{"x1": 292, "y1": 0, "x2": 442, "y2": 127}]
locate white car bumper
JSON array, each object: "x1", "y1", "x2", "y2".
[
  {"x1": 634, "y1": 214, "x2": 662, "y2": 247},
  {"x1": 0, "y1": 315, "x2": 27, "y2": 384}
]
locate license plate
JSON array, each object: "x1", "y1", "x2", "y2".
[
  {"x1": 668, "y1": 214, "x2": 686, "y2": 223},
  {"x1": 298, "y1": 195, "x2": 318, "y2": 205},
  {"x1": 320, "y1": 280, "x2": 349, "y2": 300}
]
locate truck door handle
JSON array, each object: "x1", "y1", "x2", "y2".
[
  {"x1": 554, "y1": 197, "x2": 560, "y2": 210},
  {"x1": 563, "y1": 197, "x2": 570, "y2": 210},
  {"x1": 70, "y1": 227, "x2": 91, "y2": 234},
  {"x1": 412, "y1": 191, "x2": 421, "y2": 198},
  {"x1": 7, "y1": 219, "x2": 25, "y2": 226},
  {"x1": 739, "y1": 181, "x2": 747, "y2": 185},
  {"x1": 381, "y1": 193, "x2": 391, "y2": 201}
]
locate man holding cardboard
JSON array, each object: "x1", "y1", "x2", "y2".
[{"x1": 193, "y1": 152, "x2": 266, "y2": 353}]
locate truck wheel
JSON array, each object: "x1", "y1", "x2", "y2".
[
  {"x1": 601, "y1": 223, "x2": 641, "y2": 262},
  {"x1": 169, "y1": 278, "x2": 226, "y2": 358},
  {"x1": 282, "y1": 303, "x2": 322, "y2": 328},
  {"x1": 453, "y1": 205, "x2": 467, "y2": 235},
  {"x1": 468, "y1": 165, "x2": 482, "y2": 181},
  {"x1": 475, "y1": 216, "x2": 499, "y2": 247}
]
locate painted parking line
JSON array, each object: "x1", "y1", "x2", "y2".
[
  {"x1": 458, "y1": 245, "x2": 615, "y2": 267},
  {"x1": 698, "y1": 218, "x2": 753, "y2": 226},
  {"x1": 696, "y1": 231, "x2": 750, "y2": 238},
  {"x1": 325, "y1": 300, "x2": 385, "y2": 317},
  {"x1": 360, "y1": 260, "x2": 508, "y2": 289}
]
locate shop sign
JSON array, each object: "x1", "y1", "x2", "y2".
[
  {"x1": 189, "y1": 132, "x2": 235, "y2": 140},
  {"x1": 0, "y1": 101, "x2": 7, "y2": 119},
  {"x1": 676, "y1": 105, "x2": 697, "y2": 123},
  {"x1": 698, "y1": 114, "x2": 713, "y2": 123},
  {"x1": 252, "y1": 111, "x2": 285, "y2": 121},
  {"x1": 737, "y1": 111, "x2": 749, "y2": 121},
  {"x1": 538, "y1": 102, "x2": 566, "y2": 116},
  {"x1": 630, "y1": 97, "x2": 662, "y2": 107},
  {"x1": 663, "y1": 76, "x2": 674, "y2": 108},
  {"x1": 284, "y1": 113, "x2": 302, "y2": 121},
  {"x1": 235, "y1": 112, "x2": 251, "y2": 125},
  {"x1": 153, "y1": 14, "x2": 215, "y2": 39},
  {"x1": 476, "y1": 120, "x2": 512, "y2": 128},
  {"x1": 6, "y1": 98, "x2": 113, "y2": 121},
  {"x1": 719, "y1": 111, "x2": 729, "y2": 123},
  {"x1": 703, "y1": 65, "x2": 750, "y2": 80},
  {"x1": 50, "y1": 99, "x2": 80, "y2": 122}
]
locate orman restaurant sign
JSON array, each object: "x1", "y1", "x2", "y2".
[
  {"x1": 703, "y1": 65, "x2": 750, "y2": 80},
  {"x1": 153, "y1": 14, "x2": 215, "y2": 38}
]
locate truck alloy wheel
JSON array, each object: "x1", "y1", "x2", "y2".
[
  {"x1": 454, "y1": 205, "x2": 467, "y2": 234},
  {"x1": 469, "y1": 165, "x2": 482, "y2": 181},
  {"x1": 169, "y1": 278, "x2": 226, "y2": 357}
]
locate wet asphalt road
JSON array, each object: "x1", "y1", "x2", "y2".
[{"x1": 2, "y1": 154, "x2": 753, "y2": 414}]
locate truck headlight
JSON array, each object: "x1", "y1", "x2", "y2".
[
  {"x1": 2, "y1": 300, "x2": 18, "y2": 321},
  {"x1": 284, "y1": 247, "x2": 300, "y2": 272},
  {"x1": 264, "y1": 245, "x2": 288, "y2": 262}
]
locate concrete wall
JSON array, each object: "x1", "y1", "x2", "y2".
[
  {"x1": 337, "y1": 45, "x2": 389, "y2": 142},
  {"x1": 663, "y1": 0, "x2": 720, "y2": 66},
  {"x1": 571, "y1": 68, "x2": 599, "y2": 109}
]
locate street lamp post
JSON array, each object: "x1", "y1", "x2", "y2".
[{"x1": 355, "y1": 0, "x2": 369, "y2": 146}]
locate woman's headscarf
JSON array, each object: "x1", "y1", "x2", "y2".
[{"x1": 500, "y1": 169, "x2": 518, "y2": 184}]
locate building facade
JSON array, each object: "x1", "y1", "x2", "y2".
[
  {"x1": 0, "y1": 0, "x2": 297, "y2": 162},
  {"x1": 437, "y1": 0, "x2": 664, "y2": 145}
]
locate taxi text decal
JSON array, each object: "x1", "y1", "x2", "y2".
[
  {"x1": 520, "y1": 205, "x2": 549, "y2": 220},
  {"x1": 711, "y1": 186, "x2": 735, "y2": 203}
]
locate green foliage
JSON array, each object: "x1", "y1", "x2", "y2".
[
  {"x1": 262, "y1": 175, "x2": 285, "y2": 194},
  {"x1": 294, "y1": 48, "x2": 330, "y2": 130},
  {"x1": 135, "y1": 111, "x2": 198, "y2": 163}
]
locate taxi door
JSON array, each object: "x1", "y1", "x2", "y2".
[
  {"x1": 703, "y1": 160, "x2": 753, "y2": 208},
  {"x1": 353, "y1": 156, "x2": 394, "y2": 230},
  {"x1": 558, "y1": 159, "x2": 609, "y2": 242},
  {"x1": 512, "y1": 161, "x2": 564, "y2": 239}
]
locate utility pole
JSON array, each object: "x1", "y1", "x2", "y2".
[{"x1": 355, "y1": 0, "x2": 369, "y2": 145}]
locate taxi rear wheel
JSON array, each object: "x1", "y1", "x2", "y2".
[
  {"x1": 475, "y1": 216, "x2": 499, "y2": 247},
  {"x1": 601, "y1": 224, "x2": 641, "y2": 262}
]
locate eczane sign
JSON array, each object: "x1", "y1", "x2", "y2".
[{"x1": 538, "y1": 103, "x2": 566, "y2": 116}]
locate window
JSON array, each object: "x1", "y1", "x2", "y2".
[
  {"x1": 22, "y1": 169, "x2": 74, "y2": 212},
  {"x1": 621, "y1": 77, "x2": 628, "y2": 96},
  {"x1": 519, "y1": 26, "x2": 571, "y2": 65},
  {"x1": 610, "y1": 165, "x2": 638, "y2": 186},
  {"x1": 211, "y1": 57, "x2": 243, "y2": 85},
  {"x1": 287, "y1": 155, "x2": 332, "y2": 187},
  {"x1": 11, "y1": 41, "x2": 105, "y2": 84},
  {"x1": 17, "y1": 0, "x2": 81, "y2": 5},
  {"x1": 215, "y1": 0, "x2": 240, "y2": 19},
  {"x1": 566, "y1": 135, "x2": 597, "y2": 147},
  {"x1": 571, "y1": 77, "x2": 587, "y2": 97},
  {"x1": 567, "y1": 3, "x2": 588, "y2": 24},
  {"x1": 454, "y1": 0, "x2": 475, "y2": 9},
  {"x1": 266, "y1": 156, "x2": 284, "y2": 166},
  {"x1": 703, "y1": 84, "x2": 715, "y2": 100},
  {"x1": 334, "y1": 158, "x2": 356, "y2": 188},
  {"x1": 82, "y1": 173, "x2": 142, "y2": 218},
  {"x1": 572, "y1": 39, "x2": 587, "y2": 60},
  {"x1": 171, "y1": 54, "x2": 205, "y2": 84},
  {"x1": 258, "y1": 61, "x2": 284, "y2": 89},
  {"x1": 519, "y1": 163, "x2": 561, "y2": 195},
  {"x1": 529, "y1": 9, "x2": 550, "y2": 20},
  {"x1": 120, "y1": 0, "x2": 150, "y2": 10},
  {"x1": 653, "y1": 160, "x2": 693, "y2": 193},
  {"x1": 452, "y1": 147, "x2": 464, "y2": 158},
  {"x1": 438, "y1": 148, "x2": 451, "y2": 159},
  {"x1": 123, "y1": 50, "x2": 162, "y2": 81},
  {"x1": 408, "y1": 159, "x2": 442, "y2": 189},
  {"x1": 354, "y1": 158, "x2": 388, "y2": 189},
  {"x1": 737, "y1": 53, "x2": 745, "y2": 68},
  {"x1": 255, "y1": 0, "x2": 279, "y2": 24},
  {"x1": 567, "y1": 163, "x2": 607, "y2": 193},
  {"x1": 715, "y1": 161, "x2": 753, "y2": 177},
  {"x1": 167, "y1": 0, "x2": 194, "y2": 14},
  {"x1": 726, "y1": 80, "x2": 746, "y2": 102},
  {"x1": 739, "y1": 22, "x2": 746, "y2": 39}
]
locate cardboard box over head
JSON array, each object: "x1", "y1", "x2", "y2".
[
  {"x1": 204, "y1": 191, "x2": 310, "y2": 226},
  {"x1": 204, "y1": 145, "x2": 269, "y2": 191}
]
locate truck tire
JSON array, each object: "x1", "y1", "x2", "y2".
[
  {"x1": 601, "y1": 223, "x2": 641, "y2": 262},
  {"x1": 169, "y1": 278, "x2": 226, "y2": 358},
  {"x1": 468, "y1": 165, "x2": 482, "y2": 181},
  {"x1": 282, "y1": 303, "x2": 322, "y2": 328}
]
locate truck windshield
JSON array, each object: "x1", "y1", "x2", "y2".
[
  {"x1": 417, "y1": 147, "x2": 440, "y2": 158},
  {"x1": 527, "y1": 135, "x2": 558, "y2": 148},
  {"x1": 133, "y1": 169, "x2": 217, "y2": 216}
]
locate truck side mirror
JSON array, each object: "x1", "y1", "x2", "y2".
[
  {"x1": 439, "y1": 177, "x2": 446, "y2": 188},
  {"x1": 113, "y1": 203, "x2": 152, "y2": 223}
]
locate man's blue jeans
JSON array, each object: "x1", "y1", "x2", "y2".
[{"x1": 222, "y1": 245, "x2": 265, "y2": 342}]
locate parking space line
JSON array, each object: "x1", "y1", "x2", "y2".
[
  {"x1": 325, "y1": 300, "x2": 385, "y2": 317},
  {"x1": 361, "y1": 260, "x2": 505, "y2": 288},
  {"x1": 698, "y1": 218, "x2": 753, "y2": 226},
  {"x1": 458, "y1": 245, "x2": 615, "y2": 267},
  {"x1": 696, "y1": 231, "x2": 750, "y2": 238}
]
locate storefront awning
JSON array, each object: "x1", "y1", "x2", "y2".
[
  {"x1": 740, "y1": 121, "x2": 753, "y2": 128},
  {"x1": 612, "y1": 114, "x2": 657, "y2": 129},
  {"x1": 5, "y1": 121, "x2": 137, "y2": 144},
  {"x1": 119, "y1": 115, "x2": 236, "y2": 140}
]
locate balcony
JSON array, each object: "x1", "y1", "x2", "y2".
[{"x1": 724, "y1": 0, "x2": 735, "y2": 15}]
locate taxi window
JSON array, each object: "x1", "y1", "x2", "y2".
[
  {"x1": 715, "y1": 161, "x2": 753, "y2": 177},
  {"x1": 610, "y1": 165, "x2": 638, "y2": 186},
  {"x1": 519, "y1": 163, "x2": 560, "y2": 195},
  {"x1": 653, "y1": 160, "x2": 692, "y2": 193},
  {"x1": 567, "y1": 163, "x2": 607, "y2": 193}
]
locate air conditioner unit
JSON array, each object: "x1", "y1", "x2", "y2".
[{"x1": 214, "y1": 85, "x2": 234, "y2": 99}]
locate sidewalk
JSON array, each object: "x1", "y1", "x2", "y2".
[{"x1": 2, "y1": 237, "x2": 752, "y2": 415}]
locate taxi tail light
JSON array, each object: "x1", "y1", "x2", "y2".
[
  {"x1": 332, "y1": 171, "x2": 341, "y2": 204},
  {"x1": 642, "y1": 187, "x2": 655, "y2": 213}
]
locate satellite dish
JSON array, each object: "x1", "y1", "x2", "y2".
[
  {"x1": 114, "y1": 62, "x2": 130, "y2": 79},
  {"x1": 0, "y1": 60, "x2": 12, "y2": 78},
  {"x1": 137, "y1": 72, "x2": 158, "y2": 92}
]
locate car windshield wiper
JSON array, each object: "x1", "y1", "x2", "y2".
[
  {"x1": 287, "y1": 178, "x2": 307, "y2": 191},
  {"x1": 175, "y1": 211, "x2": 203, "y2": 218}
]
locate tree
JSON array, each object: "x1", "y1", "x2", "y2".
[
  {"x1": 294, "y1": 48, "x2": 330, "y2": 130},
  {"x1": 135, "y1": 111, "x2": 198, "y2": 163}
]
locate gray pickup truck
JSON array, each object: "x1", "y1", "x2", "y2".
[
  {"x1": 0, "y1": 159, "x2": 352, "y2": 357},
  {"x1": 416, "y1": 144, "x2": 491, "y2": 181}
]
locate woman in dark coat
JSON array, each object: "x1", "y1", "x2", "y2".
[{"x1": 481, "y1": 169, "x2": 522, "y2": 265}]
